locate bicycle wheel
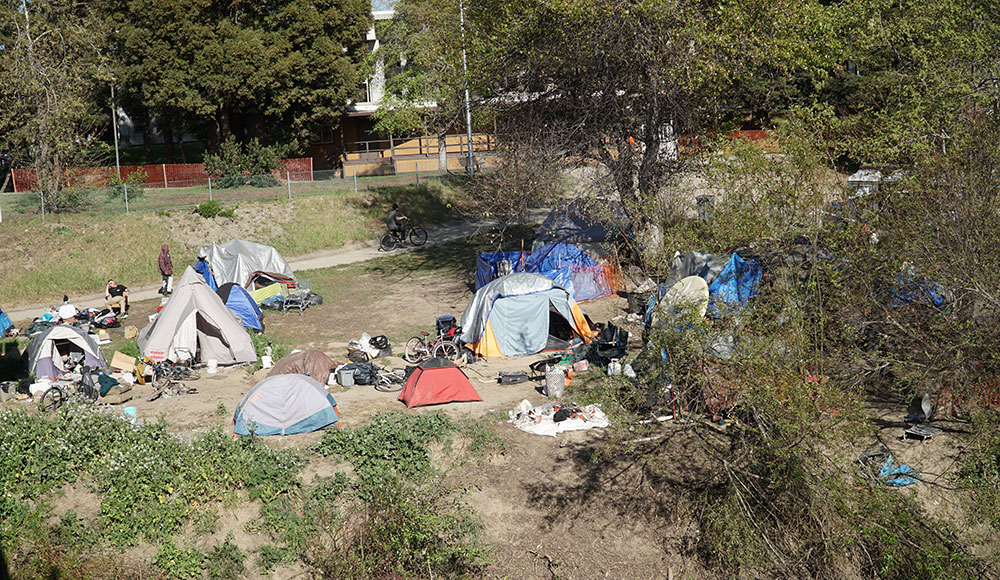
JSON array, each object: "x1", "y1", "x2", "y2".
[
  {"x1": 374, "y1": 369, "x2": 406, "y2": 392},
  {"x1": 403, "y1": 337, "x2": 426, "y2": 363},
  {"x1": 38, "y1": 386, "x2": 65, "y2": 412},
  {"x1": 380, "y1": 233, "x2": 397, "y2": 252},
  {"x1": 432, "y1": 341, "x2": 460, "y2": 361},
  {"x1": 409, "y1": 227, "x2": 428, "y2": 247},
  {"x1": 177, "y1": 368, "x2": 201, "y2": 381}
]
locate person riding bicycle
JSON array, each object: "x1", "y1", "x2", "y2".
[{"x1": 385, "y1": 203, "x2": 409, "y2": 242}]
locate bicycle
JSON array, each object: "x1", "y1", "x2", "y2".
[
  {"x1": 374, "y1": 367, "x2": 407, "y2": 392},
  {"x1": 403, "y1": 329, "x2": 463, "y2": 363},
  {"x1": 37, "y1": 380, "x2": 99, "y2": 412},
  {"x1": 380, "y1": 225, "x2": 428, "y2": 252}
]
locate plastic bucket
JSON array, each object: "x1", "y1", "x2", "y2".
[
  {"x1": 337, "y1": 368, "x2": 355, "y2": 387},
  {"x1": 123, "y1": 406, "x2": 137, "y2": 424},
  {"x1": 206, "y1": 359, "x2": 218, "y2": 374},
  {"x1": 260, "y1": 355, "x2": 273, "y2": 369}
]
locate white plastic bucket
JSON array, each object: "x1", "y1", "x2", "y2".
[
  {"x1": 328, "y1": 372, "x2": 337, "y2": 386},
  {"x1": 206, "y1": 359, "x2": 218, "y2": 374},
  {"x1": 261, "y1": 355, "x2": 273, "y2": 369}
]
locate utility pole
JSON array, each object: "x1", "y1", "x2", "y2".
[
  {"x1": 111, "y1": 83, "x2": 128, "y2": 213},
  {"x1": 459, "y1": 0, "x2": 475, "y2": 177}
]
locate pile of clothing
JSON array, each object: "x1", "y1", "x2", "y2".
[{"x1": 508, "y1": 399, "x2": 610, "y2": 437}]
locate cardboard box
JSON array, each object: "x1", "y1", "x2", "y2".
[{"x1": 109, "y1": 351, "x2": 136, "y2": 373}]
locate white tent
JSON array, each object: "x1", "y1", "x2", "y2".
[
  {"x1": 197, "y1": 239, "x2": 295, "y2": 289},
  {"x1": 138, "y1": 267, "x2": 257, "y2": 364}
]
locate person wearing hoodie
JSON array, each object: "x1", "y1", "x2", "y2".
[{"x1": 158, "y1": 244, "x2": 174, "y2": 295}]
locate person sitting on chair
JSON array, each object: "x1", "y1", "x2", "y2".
[
  {"x1": 104, "y1": 280, "x2": 129, "y2": 318},
  {"x1": 385, "y1": 203, "x2": 408, "y2": 242}
]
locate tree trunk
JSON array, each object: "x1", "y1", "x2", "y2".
[
  {"x1": 163, "y1": 124, "x2": 176, "y2": 163},
  {"x1": 438, "y1": 132, "x2": 448, "y2": 171},
  {"x1": 219, "y1": 106, "x2": 232, "y2": 142},
  {"x1": 142, "y1": 110, "x2": 154, "y2": 164},
  {"x1": 177, "y1": 130, "x2": 187, "y2": 164}
]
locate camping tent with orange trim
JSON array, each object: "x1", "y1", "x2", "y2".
[{"x1": 459, "y1": 273, "x2": 598, "y2": 358}]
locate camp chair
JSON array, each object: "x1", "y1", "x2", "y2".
[
  {"x1": 588, "y1": 323, "x2": 629, "y2": 365},
  {"x1": 282, "y1": 279, "x2": 311, "y2": 315}
]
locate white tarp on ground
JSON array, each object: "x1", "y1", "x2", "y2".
[
  {"x1": 198, "y1": 239, "x2": 295, "y2": 288},
  {"x1": 509, "y1": 400, "x2": 610, "y2": 437}
]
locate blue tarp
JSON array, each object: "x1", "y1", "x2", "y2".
[
  {"x1": 891, "y1": 274, "x2": 944, "y2": 308},
  {"x1": 217, "y1": 283, "x2": 264, "y2": 331},
  {"x1": 195, "y1": 259, "x2": 218, "y2": 291},
  {"x1": 475, "y1": 252, "x2": 527, "y2": 290},
  {"x1": 707, "y1": 253, "x2": 763, "y2": 317},
  {"x1": 524, "y1": 242, "x2": 612, "y2": 302},
  {"x1": 0, "y1": 308, "x2": 11, "y2": 337}
]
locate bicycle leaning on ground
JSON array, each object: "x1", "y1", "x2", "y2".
[
  {"x1": 380, "y1": 224, "x2": 428, "y2": 252},
  {"x1": 403, "y1": 328, "x2": 463, "y2": 363},
  {"x1": 37, "y1": 373, "x2": 99, "y2": 412}
]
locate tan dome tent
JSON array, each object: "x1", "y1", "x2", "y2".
[
  {"x1": 138, "y1": 267, "x2": 256, "y2": 364},
  {"x1": 267, "y1": 350, "x2": 337, "y2": 384}
]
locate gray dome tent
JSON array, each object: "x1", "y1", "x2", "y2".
[{"x1": 25, "y1": 325, "x2": 107, "y2": 379}]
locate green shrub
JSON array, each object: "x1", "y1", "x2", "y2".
[
  {"x1": 196, "y1": 200, "x2": 224, "y2": 218},
  {"x1": 249, "y1": 333, "x2": 290, "y2": 372},
  {"x1": 204, "y1": 535, "x2": 246, "y2": 580},
  {"x1": 204, "y1": 137, "x2": 287, "y2": 188},
  {"x1": 105, "y1": 168, "x2": 146, "y2": 201},
  {"x1": 155, "y1": 541, "x2": 205, "y2": 579}
]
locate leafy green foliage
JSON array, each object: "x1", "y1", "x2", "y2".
[
  {"x1": 315, "y1": 412, "x2": 455, "y2": 486},
  {"x1": 249, "y1": 333, "x2": 291, "y2": 373},
  {"x1": 204, "y1": 535, "x2": 246, "y2": 580},
  {"x1": 958, "y1": 412, "x2": 1000, "y2": 530},
  {"x1": 0, "y1": 404, "x2": 302, "y2": 551},
  {"x1": 155, "y1": 540, "x2": 205, "y2": 579},
  {"x1": 204, "y1": 137, "x2": 284, "y2": 188},
  {"x1": 105, "y1": 168, "x2": 147, "y2": 201},
  {"x1": 195, "y1": 200, "x2": 235, "y2": 219},
  {"x1": 118, "y1": 339, "x2": 141, "y2": 359}
]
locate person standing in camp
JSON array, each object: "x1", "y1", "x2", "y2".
[{"x1": 158, "y1": 244, "x2": 173, "y2": 295}]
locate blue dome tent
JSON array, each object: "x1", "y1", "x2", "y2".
[{"x1": 216, "y1": 282, "x2": 264, "y2": 331}]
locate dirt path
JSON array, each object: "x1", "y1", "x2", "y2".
[{"x1": 4, "y1": 209, "x2": 549, "y2": 325}]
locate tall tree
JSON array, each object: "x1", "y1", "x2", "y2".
[{"x1": 0, "y1": 0, "x2": 109, "y2": 215}]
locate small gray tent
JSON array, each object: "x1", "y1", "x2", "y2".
[
  {"x1": 25, "y1": 325, "x2": 107, "y2": 379},
  {"x1": 197, "y1": 239, "x2": 295, "y2": 289},
  {"x1": 234, "y1": 374, "x2": 340, "y2": 436},
  {"x1": 138, "y1": 266, "x2": 256, "y2": 364}
]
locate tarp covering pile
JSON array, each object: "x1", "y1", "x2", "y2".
[
  {"x1": 647, "y1": 252, "x2": 762, "y2": 321},
  {"x1": 197, "y1": 239, "x2": 295, "y2": 289},
  {"x1": 398, "y1": 357, "x2": 481, "y2": 408},
  {"x1": 460, "y1": 273, "x2": 597, "y2": 358},
  {"x1": 138, "y1": 267, "x2": 256, "y2": 364},
  {"x1": 234, "y1": 374, "x2": 339, "y2": 436},
  {"x1": 25, "y1": 325, "x2": 107, "y2": 379},
  {"x1": 475, "y1": 251, "x2": 527, "y2": 290},
  {"x1": 268, "y1": 350, "x2": 336, "y2": 384}
]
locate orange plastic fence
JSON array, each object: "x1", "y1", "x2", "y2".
[{"x1": 11, "y1": 158, "x2": 313, "y2": 193}]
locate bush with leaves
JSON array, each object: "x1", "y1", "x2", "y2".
[
  {"x1": 204, "y1": 137, "x2": 287, "y2": 188},
  {"x1": 105, "y1": 168, "x2": 146, "y2": 201}
]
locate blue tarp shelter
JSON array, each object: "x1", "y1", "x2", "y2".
[
  {"x1": 475, "y1": 252, "x2": 528, "y2": 290},
  {"x1": 217, "y1": 283, "x2": 264, "y2": 331},
  {"x1": 523, "y1": 242, "x2": 613, "y2": 302},
  {"x1": 707, "y1": 253, "x2": 763, "y2": 317},
  {"x1": 534, "y1": 200, "x2": 626, "y2": 246}
]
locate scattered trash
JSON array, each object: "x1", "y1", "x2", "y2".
[
  {"x1": 904, "y1": 424, "x2": 943, "y2": 443},
  {"x1": 508, "y1": 401, "x2": 610, "y2": 437},
  {"x1": 859, "y1": 443, "x2": 919, "y2": 487}
]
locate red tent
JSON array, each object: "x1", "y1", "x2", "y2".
[{"x1": 398, "y1": 358, "x2": 482, "y2": 408}]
